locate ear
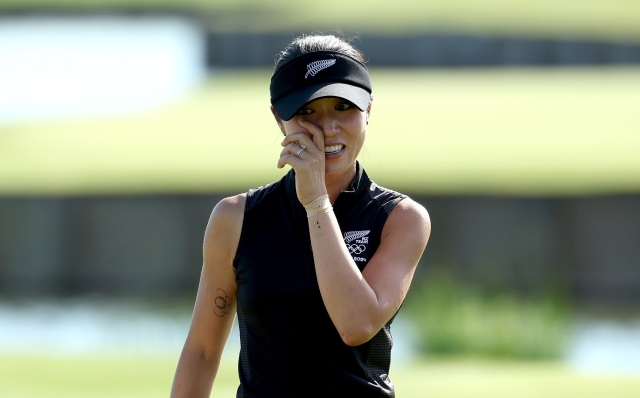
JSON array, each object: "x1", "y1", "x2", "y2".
[
  {"x1": 271, "y1": 106, "x2": 286, "y2": 136},
  {"x1": 365, "y1": 102, "x2": 372, "y2": 125}
]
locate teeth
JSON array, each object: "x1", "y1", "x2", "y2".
[{"x1": 324, "y1": 144, "x2": 344, "y2": 154}]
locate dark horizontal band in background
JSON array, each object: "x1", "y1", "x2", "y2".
[{"x1": 207, "y1": 32, "x2": 640, "y2": 68}]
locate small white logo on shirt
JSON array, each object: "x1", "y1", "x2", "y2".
[
  {"x1": 305, "y1": 59, "x2": 336, "y2": 79},
  {"x1": 344, "y1": 230, "x2": 370, "y2": 243},
  {"x1": 344, "y1": 230, "x2": 370, "y2": 261}
]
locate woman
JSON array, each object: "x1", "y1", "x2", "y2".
[{"x1": 170, "y1": 34, "x2": 430, "y2": 397}]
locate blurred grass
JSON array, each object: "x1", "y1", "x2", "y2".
[
  {"x1": 393, "y1": 358, "x2": 640, "y2": 398},
  {"x1": 2, "y1": 1, "x2": 640, "y2": 42},
  {"x1": 0, "y1": 354, "x2": 239, "y2": 398},
  {"x1": 2, "y1": 67, "x2": 640, "y2": 196},
  {"x1": 2, "y1": 355, "x2": 640, "y2": 398},
  {"x1": 404, "y1": 272, "x2": 569, "y2": 359}
]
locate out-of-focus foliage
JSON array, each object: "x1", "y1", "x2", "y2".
[
  {"x1": 404, "y1": 270, "x2": 570, "y2": 359},
  {"x1": 1, "y1": 0, "x2": 640, "y2": 41}
]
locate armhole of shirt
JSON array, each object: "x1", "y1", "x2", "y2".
[
  {"x1": 233, "y1": 182, "x2": 280, "y2": 271},
  {"x1": 368, "y1": 182, "x2": 407, "y2": 247}
]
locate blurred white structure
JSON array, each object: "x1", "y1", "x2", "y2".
[
  {"x1": 0, "y1": 299, "x2": 192, "y2": 355},
  {"x1": 566, "y1": 319, "x2": 640, "y2": 378},
  {"x1": 2, "y1": 300, "x2": 639, "y2": 377},
  {"x1": 0, "y1": 299, "x2": 417, "y2": 364},
  {"x1": 0, "y1": 16, "x2": 206, "y2": 126}
]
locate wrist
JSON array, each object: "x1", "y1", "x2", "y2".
[{"x1": 303, "y1": 194, "x2": 332, "y2": 218}]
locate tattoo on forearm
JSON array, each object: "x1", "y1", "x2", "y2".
[{"x1": 214, "y1": 288, "x2": 233, "y2": 317}]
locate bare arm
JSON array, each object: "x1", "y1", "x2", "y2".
[
  {"x1": 310, "y1": 198, "x2": 430, "y2": 346},
  {"x1": 277, "y1": 116, "x2": 430, "y2": 347},
  {"x1": 170, "y1": 194, "x2": 245, "y2": 398}
]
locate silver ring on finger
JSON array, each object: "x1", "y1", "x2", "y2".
[{"x1": 296, "y1": 145, "x2": 306, "y2": 158}]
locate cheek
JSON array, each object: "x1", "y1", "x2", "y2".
[
  {"x1": 282, "y1": 120, "x2": 301, "y2": 135},
  {"x1": 343, "y1": 113, "x2": 367, "y2": 133}
]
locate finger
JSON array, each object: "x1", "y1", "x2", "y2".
[
  {"x1": 277, "y1": 153, "x2": 303, "y2": 169},
  {"x1": 298, "y1": 119, "x2": 324, "y2": 153},
  {"x1": 279, "y1": 142, "x2": 308, "y2": 159},
  {"x1": 281, "y1": 133, "x2": 320, "y2": 155},
  {"x1": 281, "y1": 132, "x2": 312, "y2": 148}
]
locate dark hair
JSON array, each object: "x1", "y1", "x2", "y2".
[{"x1": 274, "y1": 34, "x2": 366, "y2": 74}]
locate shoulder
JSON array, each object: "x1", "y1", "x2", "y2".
[
  {"x1": 204, "y1": 193, "x2": 247, "y2": 262},
  {"x1": 382, "y1": 196, "x2": 431, "y2": 243},
  {"x1": 208, "y1": 193, "x2": 247, "y2": 229}
]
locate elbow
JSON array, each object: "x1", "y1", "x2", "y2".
[
  {"x1": 339, "y1": 324, "x2": 378, "y2": 347},
  {"x1": 182, "y1": 340, "x2": 220, "y2": 364}
]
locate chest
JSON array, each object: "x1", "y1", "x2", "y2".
[{"x1": 234, "y1": 198, "x2": 385, "y2": 316}]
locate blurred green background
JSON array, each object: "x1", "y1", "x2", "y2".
[
  {"x1": 3, "y1": 0, "x2": 640, "y2": 40},
  {"x1": 1, "y1": 0, "x2": 640, "y2": 397},
  {"x1": 3, "y1": 68, "x2": 640, "y2": 196}
]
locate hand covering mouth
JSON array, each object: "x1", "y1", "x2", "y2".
[{"x1": 324, "y1": 144, "x2": 344, "y2": 154}]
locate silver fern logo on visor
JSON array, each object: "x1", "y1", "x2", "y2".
[{"x1": 305, "y1": 59, "x2": 337, "y2": 79}]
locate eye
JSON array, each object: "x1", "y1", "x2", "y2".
[
  {"x1": 335, "y1": 102, "x2": 354, "y2": 111},
  {"x1": 296, "y1": 108, "x2": 313, "y2": 116}
]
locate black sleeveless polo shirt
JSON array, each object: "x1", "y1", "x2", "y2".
[{"x1": 233, "y1": 162, "x2": 406, "y2": 398}]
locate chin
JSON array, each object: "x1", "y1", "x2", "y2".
[{"x1": 324, "y1": 162, "x2": 354, "y2": 179}]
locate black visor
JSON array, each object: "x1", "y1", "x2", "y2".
[{"x1": 270, "y1": 51, "x2": 372, "y2": 121}]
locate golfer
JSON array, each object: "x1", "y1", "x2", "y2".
[{"x1": 170, "y1": 34, "x2": 430, "y2": 397}]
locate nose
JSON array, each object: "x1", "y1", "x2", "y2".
[{"x1": 313, "y1": 112, "x2": 339, "y2": 136}]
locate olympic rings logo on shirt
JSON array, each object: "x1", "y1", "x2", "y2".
[{"x1": 347, "y1": 244, "x2": 366, "y2": 254}]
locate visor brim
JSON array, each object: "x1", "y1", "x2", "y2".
[{"x1": 272, "y1": 82, "x2": 371, "y2": 121}]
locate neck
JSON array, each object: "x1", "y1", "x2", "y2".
[{"x1": 325, "y1": 163, "x2": 357, "y2": 204}]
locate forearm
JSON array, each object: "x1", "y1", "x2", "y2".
[
  {"x1": 170, "y1": 344, "x2": 220, "y2": 398},
  {"x1": 309, "y1": 209, "x2": 383, "y2": 345}
]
